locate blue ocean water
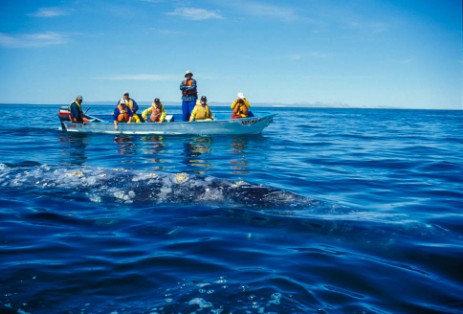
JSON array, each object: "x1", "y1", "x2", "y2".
[{"x1": 0, "y1": 104, "x2": 462, "y2": 313}]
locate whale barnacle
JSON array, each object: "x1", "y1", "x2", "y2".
[{"x1": 175, "y1": 172, "x2": 189, "y2": 184}]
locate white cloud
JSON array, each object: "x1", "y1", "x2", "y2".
[
  {"x1": 228, "y1": 1, "x2": 299, "y2": 22},
  {"x1": 94, "y1": 74, "x2": 178, "y2": 81},
  {"x1": 166, "y1": 8, "x2": 223, "y2": 21},
  {"x1": 29, "y1": 7, "x2": 69, "y2": 18},
  {"x1": 0, "y1": 32, "x2": 68, "y2": 48}
]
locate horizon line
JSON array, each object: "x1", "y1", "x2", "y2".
[{"x1": 0, "y1": 102, "x2": 460, "y2": 111}]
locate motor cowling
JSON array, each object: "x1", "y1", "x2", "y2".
[{"x1": 58, "y1": 106, "x2": 71, "y2": 122}]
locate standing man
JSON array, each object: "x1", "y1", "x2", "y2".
[
  {"x1": 180, "y1": 70, "x2": 198, "y2": 121},
  {"x1": 69, "y1": 95, "x2": 90, "y2": 124},
  {"x1": 117, "y1": 91, "x2": 141, "y2": 122}
]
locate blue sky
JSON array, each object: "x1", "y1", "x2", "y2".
[{"x1": 0, "y1": 0, "x2": 461, "y2": 109}]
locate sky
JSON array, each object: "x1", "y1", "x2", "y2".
[{"x1": 0, "y1": 0, "x2": 461, "y2": 109}]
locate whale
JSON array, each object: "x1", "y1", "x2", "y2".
[{"x1": 0, "y1": 162, "x2": 319, "y2": 209}]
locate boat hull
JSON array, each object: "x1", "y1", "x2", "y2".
[{"x1": 60, "y1": 114, "x2": 276, "y2": 135}]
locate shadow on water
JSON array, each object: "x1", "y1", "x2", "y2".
[
  {"x1": 52, "y1": 131, "x2": 270, "y2": 177},
  {"x1": 182, "y1": 136, "x2": 213, "y2": 174},
  {"x1": 58, "y1": 133, "x2": 89, "y2": 166},
  {"x1": 230, "y1": 135, "x2": 252, "y2": 175}
]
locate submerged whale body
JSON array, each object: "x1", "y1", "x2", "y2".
[{"x1": 0, "y1": 163, "x2": 317, "y2": 209}]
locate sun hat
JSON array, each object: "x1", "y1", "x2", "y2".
[
  {"x1": 237, "y1": 92, "x2": 245, "y2": 99},
  {"x1": 185, "y1": 70, "x2": 193, "y2": 77},
  {"x1": 76, "y1": 95, "x2": 83, "y2": 101}
]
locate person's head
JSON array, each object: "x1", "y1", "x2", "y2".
[
  {"x1": 76, "y1": 95, "x2": 83, "y2": 104},
  {"x1": 200, "y1": 96, "x2": 207, "y2": 105},
  {"x1": 120, "y1": 99, "x2": 127, "y2": 107},
  {"x1": 153, "y1": 98, "x2": 161, "y2": 107},
  {"x1": 123, "y1": 91, "x2": 129, "y2": 100},
  {"x1": 185, "y1": 70, "x2": 193, "y2": 79},
  {"x1": 237, "y1": 92, "x2": 245, "y2": 100},
  {"x1": 237, "y1": 99, "x2": 244, "y2": 105}
]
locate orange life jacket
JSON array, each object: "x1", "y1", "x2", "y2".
[
  {"x1": 182, "y1": 79, "x2": 198, "y2": 96},
  {"x1": 117, "y1": 104, "x2": 130, "y2": 122}
]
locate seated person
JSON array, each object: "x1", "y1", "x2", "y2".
[
  {"x1": 118, "y1": 91, "x2": 141, "y2": 122},
  {"x1": 142, "y1": 98, "x2": 166, "y2": 123},
  {"x1": 231, "y1": 92, "x2": 253, "y2": 119},
  {"x1": 231, "y1": 99, "x2": 249, "y2": 119},
  {"x1": 69, "y1": 95, "x2": 90, "y2": 124},
  {"x1": 113, "y1": 99, "x2": 133, "y2": 130},
  {"x1": 190, "y1": 96, "x2": 213, "y2": 122}
]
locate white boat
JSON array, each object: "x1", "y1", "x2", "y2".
[{"x1": 58, "y1": 106, "x2": 276, "y2": 135}]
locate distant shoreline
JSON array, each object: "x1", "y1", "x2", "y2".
[{"x1": 0, "y1": 103, "x2": 460, "y2": 111}]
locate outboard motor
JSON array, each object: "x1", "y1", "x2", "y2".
[{"x1": 58, "y1": 106, "x2": 70, "y2": 131}]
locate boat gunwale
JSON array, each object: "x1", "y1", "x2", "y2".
[{"x1": 60, "y1": 112, "x2": 277, "y2": 135}]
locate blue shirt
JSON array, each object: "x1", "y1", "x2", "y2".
[
  {"x1": 70, "y1": 101, "x2": 83, "y2": 122},
  {"x1": 180, "y1": 79, "x2": 198, "y2": 101}
]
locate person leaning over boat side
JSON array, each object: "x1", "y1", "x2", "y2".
[
  {"x1": 231, "y1": 92, "x2": 253, "y2": 119},
  {"x1": 190, "y1": 96, "x2": 213, "y2": 122},
  {"x1": 117, "y1": 91, "x2": 141, "y2": 122},
  {"x1": 69, "y1": 95, "x2": 90, "y2": 124},
  {"x1": 113, "y1": 99, "x2": 133, "y2": 130},
  {"x1": 142, "y1": 98, "x2": 166, "y2": 123},
  {"x1": 180, "y1": 70, "x2": 198, "y2": 121}
]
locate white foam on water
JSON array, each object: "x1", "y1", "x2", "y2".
[
  {"x1": 188, "y1": 297, "x2": 213, "y2": 309},
  {"x1": 269, "y1": 292, "x2": 282, "y2": 305},
  {"x1": 88, "y1": 193, "x2": 102, "y2": 203},
  {"x1": 196, "y1": 282, "x2": 211, "y2": 288}
]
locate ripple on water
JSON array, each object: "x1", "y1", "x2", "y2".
[{"x1": 1, "y1": 106, "x2": 463, "y2": 313}]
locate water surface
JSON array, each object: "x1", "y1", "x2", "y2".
[{"x1": 0, "y1": 104, "x2": 462, "y2": 313}]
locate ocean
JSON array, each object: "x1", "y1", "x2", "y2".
[{"x1": 0, "y1": 104, "x2": 462, "y2": 313}]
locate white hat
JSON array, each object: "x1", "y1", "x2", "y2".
[
  {"x1": 76, "y1": 95, "x2": 83, "y2": 101},
  {"x1": 120, "y1": 98, "x2": 127, "y2": 104},
  {"x1": 185, "y1": 70, "x2": 193, "y2": 77},
  {"x1": 237, "y1": 92, "x2": 245, "y2": 99}
]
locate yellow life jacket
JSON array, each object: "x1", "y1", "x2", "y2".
[
  {"x1": 234, "y1": 102, "x2": 249, "y2": 117},
  {"x1": 71, "y1": 100, "x2": 82, "y2": 111},
  {"x1": 150, "y1": 102, "x2": 163, "y2": 121},
  {"x1": 192, "y1": 103, "x2": 212, "y2": 120}
]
